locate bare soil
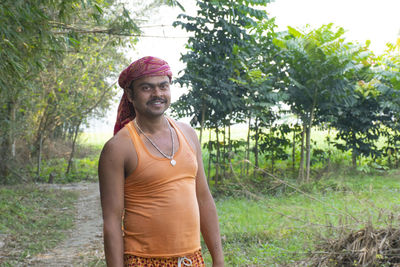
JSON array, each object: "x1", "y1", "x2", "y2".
[{"x1": 26, "y1": 182, "x2": 105, "y2": 267}]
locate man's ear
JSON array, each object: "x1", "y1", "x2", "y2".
[{"x1": 124, "y1": 88, "x2": 134, "y2": 102}]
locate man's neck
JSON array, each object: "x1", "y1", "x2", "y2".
[{"x1": 135, "y1": 114, "x2": 168, "y2": 134}]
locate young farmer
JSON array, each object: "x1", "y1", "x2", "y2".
[{"x1": 99, "y1": 56, "x2": 224, "y2": 266}]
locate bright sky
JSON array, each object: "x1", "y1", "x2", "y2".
[
  {"x1": 268, "y1": 0, "x2": 400, "y2": 53},
  {"x1": 87, "y1": 0, "x2": 400, "y2": 133}
]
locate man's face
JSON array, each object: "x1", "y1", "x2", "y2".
[{"x1": 128, "y1": 75, "x2": 171, "y2": 118}]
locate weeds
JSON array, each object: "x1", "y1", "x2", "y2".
[
  {"x1": 0, "y1": 185, "x2": 77, "y2": 265},
  {"x1": 2, "y1": 130, "x2": 400, "y2": 266},
  {"x1": 202, "y1": 168, "x2": 400, "y2": 266},
  {"x1": 34, "y1": 157, "x2": 99, "y2": 184}
]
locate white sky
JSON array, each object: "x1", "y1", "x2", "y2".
[
  {"x1": 87, "y1": 0, "x2": 400, "y2": 134},
  {"x1": 268, "y1": 0, "x2": 400, "y2": 52}
]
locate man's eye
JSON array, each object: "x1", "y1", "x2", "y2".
[{"x1": 142, "y1": 86, "x2": 151, "y2": 91}]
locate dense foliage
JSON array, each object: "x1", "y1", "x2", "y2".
[
  {"x1": 1, "y1": 0, "x2": 399, "y2": 185},
  {"x1": 173, "y1": 0, "x2": 280, "y2": 185},
  {"x1": 173, "y1": 1, "x2": 400, "y2": 186},
  {"x1": 0, "y1": 0, "x2": 181, "y2": 184}
]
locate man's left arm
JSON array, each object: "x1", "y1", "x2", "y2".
[
  {"x1": 196, "y1": 166, "x2": 224, "y2": 266},
  {"x1": 181, "y1": 124, "x2": 224, "y2": 266}
]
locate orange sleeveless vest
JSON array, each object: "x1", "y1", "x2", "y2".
[{"x1": 123, "y1": 117, "x2": 201, "y2": 257}]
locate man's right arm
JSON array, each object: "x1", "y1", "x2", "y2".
[{"x1": 98, "y1": 138, "x2": 125, "y2": 267}]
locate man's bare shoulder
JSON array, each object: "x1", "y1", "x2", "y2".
[
  {"x1": 175, "y1": 121, "x2": 198, "y2": 140},
  {"x1": 100, "y1": 127, "x2": 133, "y2": 159},
  {"x1": 175, "y1": 121, "x2": 201, "y2": 155}
]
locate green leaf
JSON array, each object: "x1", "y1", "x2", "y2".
[
  {"x1": 287, "y1": 26, "x2": 302, "y2": 38},
  {"x1": 94, "y1": 4, "x2": 103, "y2": 14},
  {"x1": 272, "y1": 38, "x2": 286, "y2": 49}
]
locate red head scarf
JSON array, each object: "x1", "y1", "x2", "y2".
[{"x1": 114, "y1": 56, "x2": 172, "y2": 135}]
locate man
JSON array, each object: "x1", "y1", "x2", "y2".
[{"x1": 98, "y1": 56, "x2": 224, "y2": 267}]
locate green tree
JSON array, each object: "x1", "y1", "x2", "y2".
[
  {"x1": 232, "y1": 18, "x2": 286, "y2": 176},
  {"x1": 375, "y1": 39, "x2": 400, "y2": 168},
  {"x1": 173, "y1": 0, "x2": 271, "y2": 183},
  {"x1": 330, "y1": 80, "x2": 384, "y2": 167},
  {"x1": 0, "y1": 0, "x2": 182, "y2": 183},
  {"x1": 258, "y1": 125, "x2": 291, "y2": 174},
  {"x1": 274, "y1": 24, "x2": 365, "y2": 182}
]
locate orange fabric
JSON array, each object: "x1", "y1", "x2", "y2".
[
  {"x1": 123, "y1": 117, "x2": 201, "y2": 257},
  {"x1": 124, "y1": 250, "x2": 205, "y2": 266}
]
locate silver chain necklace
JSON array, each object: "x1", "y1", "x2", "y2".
[{"x1": 134, "y1": 118, "x2": 176, "y2": 166}]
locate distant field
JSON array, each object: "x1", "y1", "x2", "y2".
[
  {"x1": 80, "y1": 124, "x2": 336, "y2": 148},
  {"x1": 79, "y1": 132, "x2": 112, "y2": 149}
]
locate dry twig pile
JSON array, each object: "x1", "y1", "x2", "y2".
[{"x1": 310, "y1": 223, "x2": 400, "y2": 266}]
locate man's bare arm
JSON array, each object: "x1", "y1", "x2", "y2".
[
  {"x1": 180, "y1": 123, "x2": 224, "y2": 266},
  {"x1": 98, "y1": 138, "x2": 125, "y2": 267}
]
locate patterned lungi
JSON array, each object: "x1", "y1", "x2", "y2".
[{"x1": 124, "y1": 249, "x2": 205, "y2": 267}]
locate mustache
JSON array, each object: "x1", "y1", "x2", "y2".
[{"x1": 147, "y1": 97, "x2": 167, "y2": 104}]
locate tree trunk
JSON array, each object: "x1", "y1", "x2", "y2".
[
  {"x1": 327, "y1": 126, "x2": 331, "y2": 171},
  {"x1": 298, "y1": 123, "x2": 306, "y2": 182},
  {"x1": 48, "y1": 172, "x2": 55, "y2": 184},
  {"x1": 66, "y1": 120, "x2": 82, "y2": 175},
  {"x1": 292, "y1": 129, "x2": 296, "y2": 176},
  {"x1": 253, "y1": 118, "x2": 259, "y2": 177},
  {"x1": 199, "y1": 104, "x2": 205, "y2": 144},
  {"x1": 246, "y1": 116, "x2": 251, "y2": 176},
  {"x1": 271, "y1": 156, "x2": 275, "y2": 175},
  {"x1": 0, "y1": 140, "x2": 9, "y2": 181},
  {"x1": 36, "y1": 134, "x2": 43, "y2": 180},
  {"x1": 352, "y1": 150, "x2": 357, "y2": 168},
  {"x1": 228, "y1": 122, "x2": 232, "y2": 152},
  {"x1": 0, "y1": 101, "x2": 14, "y2": 181},
  {"x1": 223, "y1": 125, "x2": 226, "y2": 178},
  {"x1": 228, "y1": 123, "x2": 232, "y2": 176},
  {"x1": 33, "y1": 104, "x2": 50, "y2": 158},
  {"x1": 215, "y1": 127, "x2": 220, "y2": 186},
  {"x1": 10, "y1": 103, "x2": 16, "y2": 158},
  {"x1": 305, "y1": 124, "x2": 312, "y2": 182},
  {"x1": 351, "y1": 133, "x2": 357, "y2": 168},
  {"x1": 305, "y1": 95, "x2": 317, "y2": 182}
]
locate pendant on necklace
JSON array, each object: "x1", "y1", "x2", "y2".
[{"x1": 170, "y1": 159, "x2": 176, "y2": 166}]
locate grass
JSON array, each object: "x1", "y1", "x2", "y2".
[
  {"x1": 76, "y1": 131, "x2": 400, "y2": 265},
  {"x1": 4, "y1": 169, "x2": 398, "y2": 266},
  {"x1": 78, "y1": 132, "x2": 111, "y2": 151},
  {"x1": 35, "y1": 157, "x2": 100, "y2": 184},
  {"x1": 2, "y1": 129, "x2": 397, "y2": 266},
  {"x1": 201, "y1": 170, "x2": 400, "y2": 266},
  {"x1": 29, "y1": 133, "x2": 106, "y2": 184},
  {"x1": 0, "y1": 185, "x2": 77, "y2": 266}
]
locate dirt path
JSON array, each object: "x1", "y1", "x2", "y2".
[{"x1": 27, "y1": 182, "x2": 105, "y2": 267}]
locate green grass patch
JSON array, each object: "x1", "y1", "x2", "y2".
[
  {"x1": 31, "y1": 137, "x2": 103, "y2": 184},
  {"x1": 202, "y1": 171, "x2": 400, "y2": 265},
  {"x1": 0, "y1": 185, "x2": 77, "y2": 265},
  {"x1": 78, "y1": 132, "x2": 111, "y2": 151},
  {"x1": 35, "y1": 157, "x2": 99, "y2": 184}
]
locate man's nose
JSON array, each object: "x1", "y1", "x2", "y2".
[{"x1": 152, "y1": 86, "x2": 163, "y2": 96}]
